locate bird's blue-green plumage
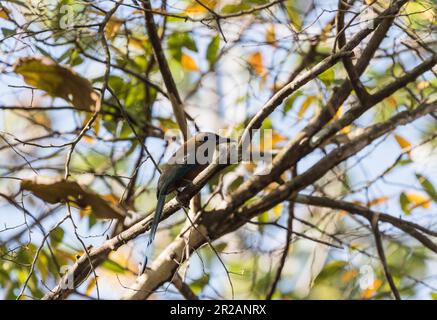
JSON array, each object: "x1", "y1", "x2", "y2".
[
  {"x1": 140, "y1": 163, "x2": 199, "y2": 274},
  {"x1": 139, "y1": 132, "x2": 231, "y2": 274}
]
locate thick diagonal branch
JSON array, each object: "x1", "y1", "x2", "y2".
[{"x1": 142, "y1": 0, "x2": 189, "y2": 140}]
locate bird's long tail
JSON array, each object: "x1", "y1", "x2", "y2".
[{"x1": 139, "y1": 192, "x2": 166, "y2": 275}]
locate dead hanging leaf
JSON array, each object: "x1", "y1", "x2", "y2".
[
  {"x1": 0, "y1": 5, "x2": 11, "y2": 20},
  {"x1": 266, "y1": 25, "x2": 277, "y2": 47},
  {"x1": 181, "y1": 53, "x2": 199, "y2": 71},
  {"x1": 105, "y1": 17, "x2": 123, "y2": 39},
  {"x1": 13, "y1": 57, "x2": 100, "y2": 112},
  {"x1": 248, "y1": 52, "x2": 266, "y2": 80},
  {"x1": 21, "y1": 176, "x2": 125, "y2": 220},
  {"x1": 394, "y1": 134, "x2": 412, "y2": 151}
]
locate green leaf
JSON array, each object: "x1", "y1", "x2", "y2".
[
  {"x1": 206, "y1": 35, "x2": 220, "y2": 67},
  {"x1": 283, "y1": 91, "x2": 302, "y2": 113},
  {"x1": 318, "y1": 68, "x2": 334, "y2": 86},
  {"x1": 257, "y1": 212, "x2": 269, "y2": 232},
  {"x1": 416, "y1": 174, "x2": 437, "y2": 201},
  {"x1": 191, "y1": 274, "x2": 210, "y2": 294},
  {"x1": 399, "y1": 192, "x2": 411, "y2": 215},
  {"x1": 228, "y1": 176, "x2": 244, "y2": 193},
  {"x1": 101, "y1": 260, "x2": 125, "y2": 274},
  {"x1": 35, "y1": 46, "x2": 53, "y2": 59},
  {"x1": 431, "y1": 292, "x2": 437, "y2": 300},
  {"x1": 221, "y1": 3, "x2": 251, "y2": 14},
  {"x1": 1, "y1": 27, "x2": 15, "y2": 37},
  {"x1": 49, "y1": 227, "x2": 65, "y2": 247},
  {"x1": 168, "y1": 32, "x2": 197, "y2": 61},
  {"x1": 286, "y1": 1, "x2": 302, "y2": 31}
]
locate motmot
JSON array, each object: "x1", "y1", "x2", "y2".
[{"x1": 140, "y1": 132, "x2": 232, "y2": 274}]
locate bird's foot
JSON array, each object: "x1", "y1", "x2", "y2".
[{"x1": 175, "y1": 192, "x2": 190, "y2": 209}]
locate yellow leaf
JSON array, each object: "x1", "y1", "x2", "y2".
[
  {"x1": 405, "y1": 192, "x2": 431, "y2": 209},
  {"x1": 105, "y1": 17, "x2": 123, "y2": 39},
  {"x1": 271, "y1": 131, "x2": 287, "y2": 148},
  {"x1": 272, "y1": 204, "x2": 283, "y2": 217},
  {"x1": 248, "y1": 52, "x2": 265, "y2": 78},
  {"x1": 394, "y1": 134, "x2": 411, "y2": 150},
  {"x1": 320, "y1": 22, "x2": 333, "y2": 42},
  {"x1": 259, "y1": 130, "x2": 286, "y2": 152},
  {"x1": 341, "y1": 125, "x2": 351, "y2": 134},
  {"x1": 85, "y1": 278, "x2": 96, "y2": 296},
  {"x1": 405, "y1": 2, "x2": 435, "y2": 22},
  {"x1": 361, "y1": 279, "x2": 382, "y2": 299},
  {"x1": 13, "y1": 57, "x2": 100, "y2": 112},
  {"x1": 417, "y1": 81, "x2": 429, "y2": 90},
  {"x1": 186, "y1": 0, "x2": 217, "y2": 14},
  {"x1": 181, "y1": 53, "x2": 199, "y2": 71},
  {"x1": 128, "y1": 36, "x2": 148, "y2": 50},
  {"x1": 368, "y1": 196, "x2": 389, "y2": 207},
  {"x1": 341, "y1": 270, "x2": 358, "y2": 283},
  {"x1": 333, "y1": 105, "x2": 343, "y2": 121},
  {"x1": 297, "y1": 96, "x2": 316, "y2": 120},
  {"x1": 0, "y1": 5, "x2": 10, "y2": 20},
  {"x1": 266, "y1": 25, "x2": 277, "y2": 47}
]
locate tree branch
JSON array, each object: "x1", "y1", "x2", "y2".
[{"x1": 141, "y1": 0, "x2": 189, "y2": 140}]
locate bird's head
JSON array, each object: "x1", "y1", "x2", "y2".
[
  {"x1": 167, "y1": 132, "x2": 233, "y2": 166},
  {"x1": 193, "y1": 132, "x2": 232, "y2": 147}
]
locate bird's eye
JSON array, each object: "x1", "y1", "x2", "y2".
[{"x1": 203, "y1": 136, "x2": 209, "y2": 142}]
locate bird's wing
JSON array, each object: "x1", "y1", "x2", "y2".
[{"x1": 158, "y1": 163, "x2": 199, "y2": 195}]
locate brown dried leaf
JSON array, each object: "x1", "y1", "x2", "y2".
[
  {"x1": 21, "y1": 176, "x2": 125, "y2": 219},
  {"x1": 13, "y1": 57, "x2": 100, "y2": 112}
]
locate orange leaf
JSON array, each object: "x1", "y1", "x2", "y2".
[
  {"x1": 386, "y1": 95, "x2": 397, "y2": 107},
  {"x1": 394, "y1": 134, "x2": 411, "y2": 150},
  {"x1": 181, "y1": 53, "x2": 199, "y2": 71},
  {"x1": 248, "y1": 52, "x2": 265, "y2": 78},
  {"x1": 368, "y1": 196, "x2": 389, "y2": 207},
  {"x1": 361, "y1": 279, "x2": 383, "y2": 299},
  {"x1": 105, "y1": 17, "x2": 123, "y2": 39},
  {"x1": 341, "y1": 270, "x2": 358, "y2": 283}
]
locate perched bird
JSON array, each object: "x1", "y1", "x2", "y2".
[{"x1": 140, "y1": 132, "x2": 232, "y2": 274}]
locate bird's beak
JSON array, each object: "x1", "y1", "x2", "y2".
[{"x1": 217, "y1": 136, "x2": 234, "y2": 144}]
